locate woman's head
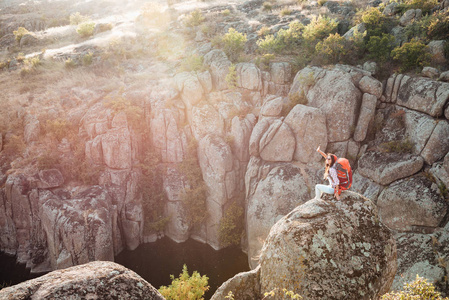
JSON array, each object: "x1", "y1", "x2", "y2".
[{"x1": 326, "y1": 154, "x2": 336, "y2": 167}]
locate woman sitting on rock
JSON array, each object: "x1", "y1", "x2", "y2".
[{"x1": 314, "y1": 146, "x2": 352, "y2": 201}]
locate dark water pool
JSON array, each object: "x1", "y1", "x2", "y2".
[
  {"x1": 115, "y1": 237, "x2": 250, "y2": 299},
  {"x1": 0, "y1": 253, "x2": 44, "y2": 289},
  {"x1": 0, "y1": 238, "x2": 249, "y2": 298}
]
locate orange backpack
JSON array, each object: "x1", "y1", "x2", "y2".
[{"x1": 335, "y1": 158, "x2": 352, "y2": 190}]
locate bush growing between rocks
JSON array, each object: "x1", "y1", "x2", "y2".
[
  {"x1": 13, "y1": 27, "x2": 30, "y2": 43},
  {"x1": 427, "y1": 10, "x2": 449, "y2": 40},
  {"x1": 396, "y1": 0, "x2": 439, "y2": 14},
  {"x1": 105, "y1": 89, "x2": 144, "y2": 130},
  {"x1": 367, "y1": 34, "x2": 395, "y2": 62},
  {"x1": 218, "y1": 200, "x2": 244, "y2": 247},
  {"x1": 159, "y1": 264, "x2": 209, "y2": 300},
  {"x1": 379, "y1": 138, "x2": 415, "y2": 154},
  {"x1": 381, "y1": 275, "x2": 449, "y2": 299},
  {"x1": 184, "y1": 10, "x2": 205, "y2": 27},
  {"x1": 225, "y1": 64, "x2": 238, "y2": 89},
  {"x1": 315, "y1": 33, "x2": 347, "y2": 64},
  {"x1": 179, "y1": 54, "x2": 206, "y2": 72},
  {"x1": 303, "y1": 15, "x2": 338, "y2": 42},
  {"x1": 221, "y1": 28, "x2": 247, "y2": 62},
  {"x1": 257, "y1": 21, "x2": 304, "y2": 54},
  {"x1": 76, "y1": 22, "x2": 95, "y2": 38},
  {"x1": 391, "y1": 39, "x2": 430, "y2": 72},
  {"x1": 280, "y1": 8, "x2": 292, "y2": 16},
  {"x1": 70, "y1": 12, "x2": 89, "y2": 25}
]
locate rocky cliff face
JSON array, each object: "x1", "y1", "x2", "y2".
[{"x1": 0, "y1": 261, "x2": 165, "y2": 299}]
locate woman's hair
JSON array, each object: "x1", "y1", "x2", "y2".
[{"x1": 323, "y1": 153, "x2": 336, "y2": 180}]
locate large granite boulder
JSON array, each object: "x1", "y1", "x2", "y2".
[
  {"x1": 259, "y1": 192, "x2": 397, "y2": 299},
  {"x1": 284, "y1": 104, "x2": 327, "y2": 163},
  {"x1": 246, "y1": 162, "x2": 311, "y2": 269},
  {"x1": 249, "y1": 118, "x2": 296, "y2": 162},
  {"x1": 0, "y1": 261, "x2": 165, "y2": 300},
  {"x1": 358, "y1": 151, "x2": 424, "y2": 185},
  {"x1": 377, "y1": 174, "x2": 447, "y2": 232},
  {"x1": 291, "y1": 67, "x2": 363, "y2": 142}
]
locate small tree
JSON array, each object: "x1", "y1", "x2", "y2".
[
  {"x1": 221, "y1": 28, "x2": 247, "y2": 62},
  {"x1": 13, "y1": 27, "x2": 30, "y2": 43},
  {"x1": 70, "y1": 12, "x2": 89, "y2": 25},
  {"x1": 391, "y1": 39, "x2": 430, "y2": 72},
  {"x1": 225, "y1": 64, "x2": 238, "y2": 89},
  {"x1": 76, "y1": 22, "x2": 95, "y2": 38},
  {"x1": 159, "y1": 264, "x2": 209, "y2": 300},
  {"x1": 315, "y1": 33, "x2": 347, "y2": 64},
  {"x1": 367, "y1": 33, "x2": 395, "y2": 62}
]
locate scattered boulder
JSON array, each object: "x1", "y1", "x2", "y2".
[
  {"x1": 354, "y1": 93, "x2": 377, "y2": 142},
  {"x1": 377, "y1": 174, "x2": 447, "y2": 232},
  {"x1": 259, "y1": 193, "x2": 397, "y2": 300},
  {"x1": 306, "y1": 67, "x2": 362, "y2": 142},
  {"x1": 420, "y1": 120, "x2": 449, "y2": 165},
  {"x1": 236, "y1": 63, "x2": 262, "y2": 90},
  {"x1": 204, "y1": 49, "x2": 232, "y2": 91},
  {"x1": 0, "y1": 261, "x2": 165, "y2": 300},
  {"x1": 428, "y1": 40, "x2": 447, "y2": 65},
  {"x1": 258, "y1": 119, "x2": 295, "y2": 162},
  {"x1": 19, "y1": 33, "x2": 38, "y2": 47},
  {"x1": 399, "y1": 9, "x2": 422, "y2": 26}
]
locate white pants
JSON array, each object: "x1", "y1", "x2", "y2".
[{"x1": 315, "y1": 184, "x2": 335, "y2": 199}]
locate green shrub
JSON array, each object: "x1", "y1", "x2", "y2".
[
  {"x1": 357, "y1": 6, "x2": 392, "y2": 38},
  {"x1": 427, "y1": 11, "x2": 449, "y2": 40},
  {"x1": 258, "y1": 26, "x2": 270, "y2": 37},
  {"x1": 282, "y1": 90, "x2": 308, "y2": 116},
  {"x1": 159, "y1": 264, "x2": 209, "y2": 300},
  {"x1": 219, "y1": 201, "x2": 244, "y2": 247},
  {"x1": 263, "y1": 2, "x2": 273, "y2": 11},
  {"x1": 257, "y1": 21, "x2": 304, "y2": 54},
  {"x1": 379, "y1": 138, "x2": 415, "y2": 153},
  {"x1": 391, "y1": 39, "x2": 430, "y2": 72},
  {"x1": 82, "y1": 52, "x2": 93, "y2": 66},
  {"x1": 276, "y1": 21, "x2": 304, "y2": 51},
  {"x1": 225, "y1": 64, "x2": 238, "y2": 89},
  {"x1": 315, "y1": 33, "x2": 347, "y2": 64},
  {"x1": 222, "y1": 9, "x2": 231, "y2": 16},
  {"x1": 70, "y1": 12, "x2": 89, "y2": 25},
  {"x1": 76, "y1": 22, "x2": 95, "y2": 38},
  {"x1": 184, "y1": 9, "x2": 205, "y2": 27},
  {"x1": 367, "y1": 34, "x2": 395, "y2": 62},
  {"x1": 303, "y1": 15, "x2": 338, "y2": 42},
  {"x1": 179, "y1": 54, "x2": 206, "y2": 72},
  {"x1": 255, "y1": 53, "x2": 275, "y2": 71},
  {"x1": 64, "y1": 58, "x2": 76, "y2": 69},
  {"x1": 13, "y1": 27, "x2": 30, "y2": 43},
  {"x1": 397, "y1": 0, "x2": 439, "y2": 14},
  {"x1": 221, "y1": 28, "x2": 247, "y2": 62},
  {"x1": 382, "y1": 275, "x2": 448, "y2": 299},
  {"x1": 280, "y1": 8, "x2": 292, "y2": 16},
  {"x1": 257, "y1": 34, "x2": 282, "y2": 54},
  {"x1": 318, "y1": 0, "x2": 327, "y2": 6}
]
